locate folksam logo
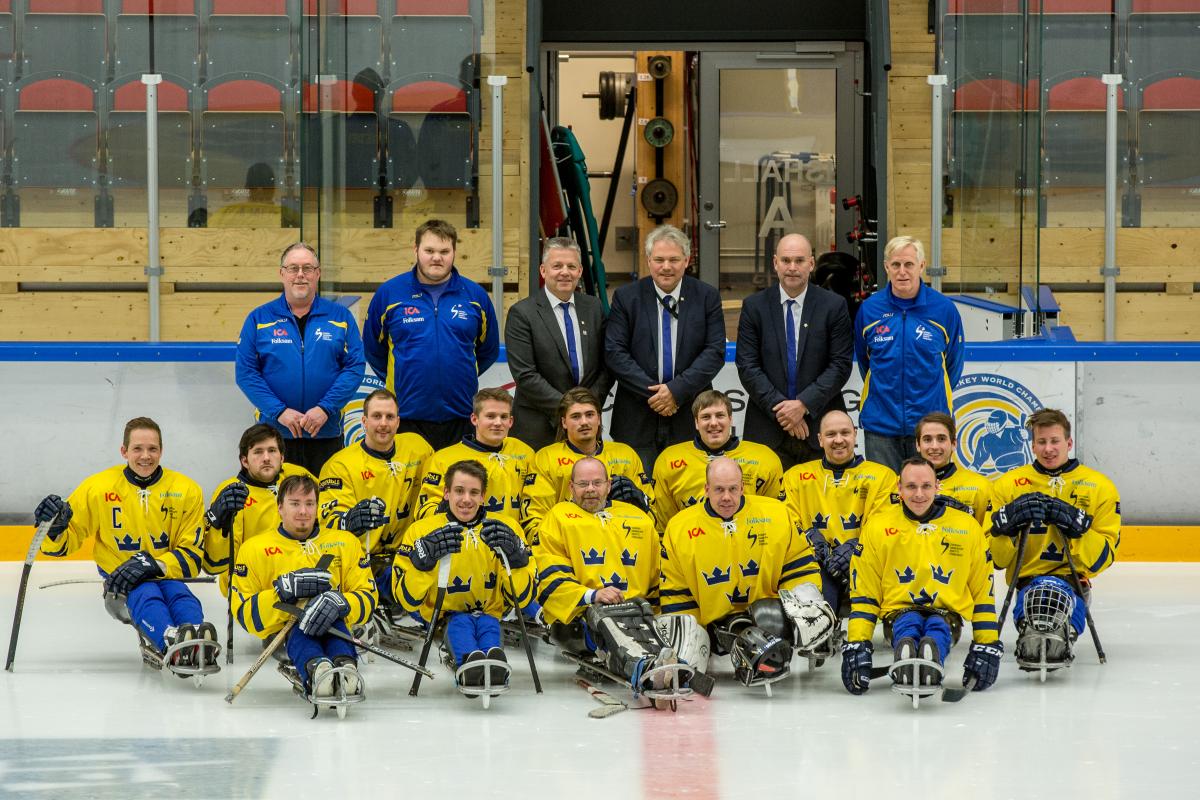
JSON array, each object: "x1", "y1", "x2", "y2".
[
  {"x1": 953, "y1": 373, "x2": 1044, "y2": 477},
  {"x1": 341, "y1": 373, "x2": 388, "y2": 446}
]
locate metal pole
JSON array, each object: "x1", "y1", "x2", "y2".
[
  {"x1": 927, "y1": 74, "x2": 948, "y2": 291},
  {"x1": 487, "y1": 75, "x2": 508, "y2": 331},
  {"x1": 143, "y1": 74, "x2": 163, "y2": 342},
  {"x1": 1101, "y1": 73, "x2": 1122, "y2": 342}
]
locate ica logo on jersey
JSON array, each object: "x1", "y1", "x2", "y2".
[
  {"x1": 686, "y1": 527, "x2": 704, "y2": 539},
  {"x1": 361, "y1": 470, "x2": 375, "y2": 480},
  {"x1": 264, "y1": 546, "x2": 283, "y2": 556},
  {"x1": 557, "y1": 457, "x2": 574, "y2": 466},
  {"x1": 105, "y1": 492, "x2": 121, "y2": 502},
  {"x1": 670, "y1": 459, "x2": 687, "y2": 469}
]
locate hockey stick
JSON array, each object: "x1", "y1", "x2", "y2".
[
  {"x1": 409, "y1": 555, "x2": 452, "y2": 696},
  {"x1": 226, "y1": 553, "x2": 333, "y2": 704},
  {"x1": 272, "y1": 601, "x2": 434, "y2": 678},
  {"x1": 577, "y1": 678, "x2": 632, "y2": 718},
  {"x1": 6, "y1": 520, "x2": 54, "y2": 672},
  {"x1": 38, "y1": 576, "x2": 216, "y2": 590},
  {"x1": 997, "y1": 523, "x2": 1031, "y2": 633},
  {"x1": 941, "y1": 675, "x2": 977, "y2": 703},
  {"x1": 1060, "y1": 539, "x2": 1107, "y2": 665},
  {"x1": 497, "y1": 550, "x2": 543, "y2": 694},
  {"x1": 225, "y1": 519, "x2": 236, "y2": 666}
]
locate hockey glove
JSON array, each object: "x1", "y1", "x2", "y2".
[
  {"x1": 480, "y1": 517, "x2": 530, "y2": 569},
  {"x1": 105, "y1": 552, "x2": 164, "y2": 595},
  {"x1": 1043, "y1": 497, "x2": 1091, "y2": 539},
  {"x1": 298, "y1": 590, "x2": 350, "y2": 636},
  {"x1": 935, "y1": 494, "x2": 974, "y2": 515},
  {"x1": 826, "y1": 538, "x2": 859, "y2": 582},
  {"x1": 34, "y1": 494, "x2": 72, "y2": 540},
  {"x1": 409, "y1": 523, "x2": 463, "y2": 571},
  {"x1": 341, "y1": 497, "x2": 387, "y2": 534},
  {"x1": 991, "y1": 493, "x2": 1047, "y2": 538},
  {"x1": 962, "y1": 641, "x2": 1003, "y2": 691},
  {"x1": 841, "y1": 640, "x2": 874, "y2": 695},
  {"x1": 274, "y1": 567, "x2": 333, "y2": 605},
  {"x1": 805, "y1": 527, "x2": 831, "y2": 567},
  {"x1": 609, "y1": 475, "x2": 650, "y2": 512},
  {"x1": 205, "y1": 482, "x2": 248, "y2": 531}
]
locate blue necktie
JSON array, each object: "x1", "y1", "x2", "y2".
[
  {"x1": 785, "y1": 299, "x2": 797, "y2": 399},
  {"x1": 661, "y1": 296, "x2": 675, "y2": 382},
  {"x1": 560, "y1": 302, "x2": 580, "y2": 384}
]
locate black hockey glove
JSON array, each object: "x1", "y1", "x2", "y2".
[
  {"x1": 205, "y1": 482, "x2": 248, "y2": 531},
  {"x1": 34, "y1": 494, "x2": 72, "y2": 540},
  {"x1": 298, "y1": 590, "x2": 350, "y2": 636},
  {"x1": 608, "y1": 475, "x2": 650, "y2": 512},
  {"x1": 826, "y1": 538, "x2": 859, "y2": 582},
  {"x1": 274, "y1": 567, "x2": 333, "y2": 605},
  {"x1": 962, "y1": 641, "x2": 1003, "y2": 691},
  {"x1": 805, "y1": 527, "x2": 831, "y2": 567},
  {"x1": 341, "y1": 497, "x2": 387, "y2": 534},
  {"x1": 990, "y1": 493, "x2": 1047, "y2": 538},
  {"x1": 1043, "y1": 497, "x2": 1091, "y2": 539},
  {"x1": 409, "y1": 523, "x2": 463, "y2": 571},
  {"x1": 841, "y1": 640, "x2": 873, "y2": 695},
  {"x1": 480, "y1": 517, "x2": 530, "y2": 569},
  {"x1": 935, "y1": 494, "x2": 974, "y2": 515},
  {"x1": 105, "y1": 552, "x2": 164, "y2": 595}
]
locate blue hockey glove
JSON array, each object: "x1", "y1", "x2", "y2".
[
  {"x1": 805, "y1": 527, "x2": 831, "y2": 566},
  {"x1": 34, "y1": 495, "x2": 72, "y2": 540},
  {"x1": 205, "y1": 482, "x2": 248, "y2": 531},
  {"x1": 991, "y1": 493, "x2": 1047, "y2": 537},
  {"x1": 826, "y1": 538, "x2": 859, "y2": 581},
  {"x1": 841, "y1": 640, "x2": 874, "y2": 695},
  {"x1": 409, "y1": 523, "x2": 463, "y2": 571},
  {"x1": 105, "y1": 552, "x2": 164, "y2": 595},
  {"x1": 274, "y1": 567, "x2": 333, "y2": 605},
  {"x1": 609, "y1": 475, "x2": 650, "y2": 512},
  {"x1": 480, "y1": 517, "x2": 530, "y2": 569},
  {"x1": 298, "y1": 591, "x2": 350, "y2": 636},
  {"x1": 1043, "y1": 497, "x2": 1091, "y2": 539},
  {"x1": 963, "y1": 641, "x2": 1003, "y2": 691},
  {"x1": 341, "y1": 497, "x2": 387, "y2": 534}
]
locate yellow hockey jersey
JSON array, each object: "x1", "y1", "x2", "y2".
[
  {"x1": 783, "y1": 456, "x2": 896, "y2": 546},
  {"x1": 231, "y1": 527, "x2": 377, "y2": 638},
  {"x1": 987, "y1": 460, "x2": 1120, "y2": 583},
  {"x1": 317, "y1": 435, "x2": 432, "y2": 557},
  {"x1": 394, "y1": 511, "x2": 535, "y2": 621},
  {"x1": 521, "y1": 440, "x2": 650, "y2": 537},
  {"x1": 43, "y1": 466, "x2": 205, "y2": 579},
  {"x1": 935, "y1": 462, "x2": 992, "y2": 526},
  {"x1": 651, "y1": 436, "x2": 785, "y2": 530},
  {"x1": 846, "y1": 502, "x2": 998, "y2": 645},
  {"x1": 416, "y1": 436, "x2": 535, "y2": 521},
  {"x1": 202, "y1": 463, "x2": 314, "y2": 593},
  {"x1": 531, "y1": 499, "x2": 660, "y2": 625},
  {"x1": 660, "y1": 495, "x2": 821, "y2": 625}
]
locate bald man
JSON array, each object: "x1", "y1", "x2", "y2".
[{"x1": 736, "y1": 233, "x2": 853, "y2": 469}]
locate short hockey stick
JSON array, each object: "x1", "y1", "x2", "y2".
[
  {"x1": 6, "y1": 520, "x2": 55, "y2": 671},
  {"x1": 272, "y1": 601, "x2": 434, "y2": 678}
]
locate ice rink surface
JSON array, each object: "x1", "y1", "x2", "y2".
[{"x1": 1, "y1": 562, "x2": 1197, "y2": 800}]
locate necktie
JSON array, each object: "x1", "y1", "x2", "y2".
[
  {"x1": 560, "y1": 302, "x2": 580, "y2": 384},
  {"x1": 785, "y1": 299, "x2": 797, "y2": 399},
  {"x1": 661, "y1": 296, "x2": 675, "y2": 382}
]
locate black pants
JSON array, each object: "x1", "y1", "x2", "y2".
[
  {"x1": 399, "y1": 417, "x2": 472, "y2": 450},
  {"x1": 283, "y1": 437, "x2": 343, "y2": 476}
]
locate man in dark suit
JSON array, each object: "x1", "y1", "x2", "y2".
[
  {"x1": 736, "y1": 233, "x2": 854, "y2": 469},
  {"x1": 505, "y1": 237, "x2": 611, "y2": 450},
  {"x1": 605, "y1": 224, "x2": 725, "y2": 469}
]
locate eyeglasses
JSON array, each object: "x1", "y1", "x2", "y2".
[
  {"x1": 572, "y1": 479, "x2": 608, "y2": 489},
  {"x1": 282, "y1": 264, "x2": 319, "y2": 275}
]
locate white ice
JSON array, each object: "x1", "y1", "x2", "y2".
[{"x1": 2, "y1": 562, "x2": 1198, "y2": 799}]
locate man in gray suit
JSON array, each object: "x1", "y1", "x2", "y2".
[{"x1": 505, "y1": 237, "x2": 611, "y2": 450}]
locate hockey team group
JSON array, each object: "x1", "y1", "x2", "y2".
[{"x1": 9, "y1": 221, "x2": 1121, "y2": 716}]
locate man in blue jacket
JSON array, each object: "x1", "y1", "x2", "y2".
[
  {"x1": 362, "y1": 219, "x2": 500, "y2": 449},
  {"x1": 236, "y1": 243, "x2": 365, "y2": 475},
  {"x1": 853, "y1": 236, "x2": 964, "y2": 473}
]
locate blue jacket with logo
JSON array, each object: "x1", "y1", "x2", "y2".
[
  {"x1": 236, "y1": 294, "x2": 365, "y2": 440},
  {"x1": 853, "y1": 283, "x2": 965, "y2": 438},
  {"x1": 362, "y1": 266, "x2": 499, "y2": 422}
]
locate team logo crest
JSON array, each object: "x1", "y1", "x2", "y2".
[
  {"x1": 340, "y1": 372, "x2": 388, "y2": 446},
  {"x1": 954, "y1": 372, "x2": 1044, "y2": 477}
]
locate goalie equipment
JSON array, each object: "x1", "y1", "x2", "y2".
[
  {"x1": 730, "y1": 624, "x2": 792, "y2": 690},
  {"x1": 889, "y1": 636, "x2": 943, "y2": 709},
  {"x1": 585, "y1": 599, "x2": 694, "y2": 700},
  {"x1": 1015, "y1": 576, "x2": 1077, "y2": 680},
  {"x1": 655, "y1": 613, "x2": 714, "y2": 696},
  {"x1": 778, "y1": 584, "x2": 836, "y2": 654}
]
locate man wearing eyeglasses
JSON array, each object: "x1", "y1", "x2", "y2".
[
  {"x1": 235, "y1": 242, "x2": 365, "y2": 475},
  {"x1": 605, "y1": 224, "x2": 725, "y2": 470}
]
